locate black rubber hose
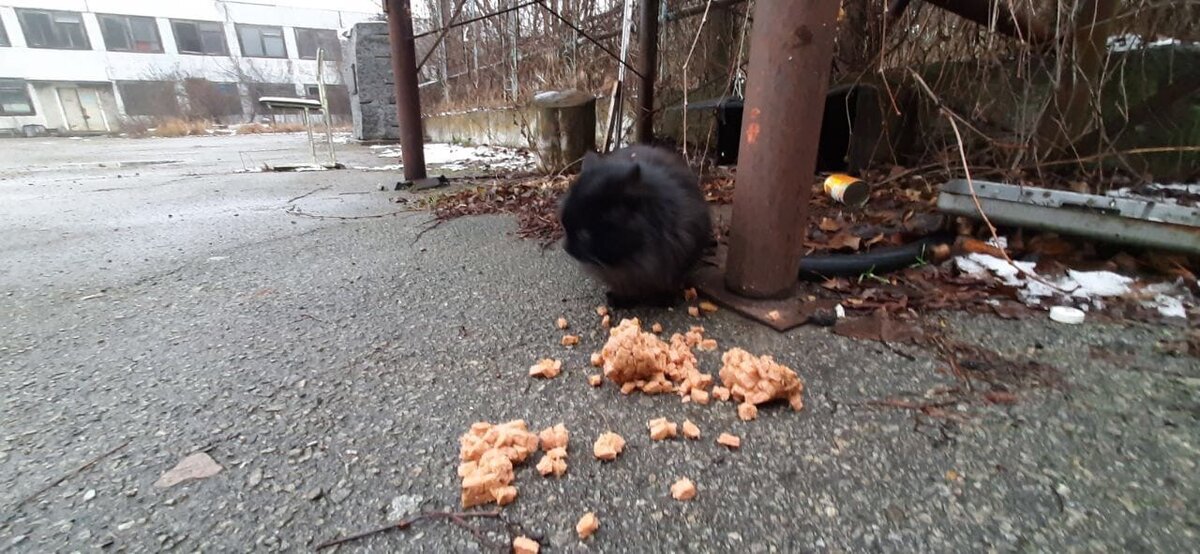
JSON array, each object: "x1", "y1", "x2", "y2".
[{"x1": 797, "y1": 233, "x2": 955, "y2": 280}]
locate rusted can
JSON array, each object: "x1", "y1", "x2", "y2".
[{"x1": 823, "y1": 173, "x2": 870, "y2": 207}]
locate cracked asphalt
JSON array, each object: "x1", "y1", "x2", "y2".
[{"x1": 1, "y1": 135, "x2": 1197, "y2": 553}]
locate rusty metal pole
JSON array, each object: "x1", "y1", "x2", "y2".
[
  {"x1": 635, "y1": 0, "x2": 659, "y2": 143},
  {"x1": 386, "y1": 0, "x2": 427, "y2": 181},
  {"x1": 724, "y1": 1, "x2": 841, "y2": 298}
]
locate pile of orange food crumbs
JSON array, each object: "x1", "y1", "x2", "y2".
[
  {"x1": 539, "y1": 424, "x2": 568, "y2": 449},
  {"x1": 576, "y1": 512, "x2": 599, "y2": 540},
  {"x1": 670, "y1": 477, "x2": 697, "y2": 501},
  {"x1": 556, "y1": 317, "x2": 569, "y2": 330},
  {"x1": 458, "y1": 420, "x2": 538, "y2": 508},
  {"x1": 593, "y1": 431, "x2": 626, "y2": 461},
  {"x1": 529, "y1": 358, "x2": 561, "y2": 379},
  {"x1": 719, "y1": 348, "x2": 805, "y2": 411},
  {"x1": 648, "y1": 417, "x2": 678, "y2": 440},
  {"x1": 717, "y1": 432, "x2": 741, "y2": 449},
  {"x1": 712, "y1": 386, "x2": 731, "y2": 401},
  {"x1": 561, "y1": 334, "x2": 580, "y2": 347},
  {"x1": 682, "y1": 420, "x2": 700, "y2": 439},
  {"x1": 595, "y1": 319, "x2": 718, "y2": 401},
  {"x1": 737, "y1": 402, "x2": 758, "y2": 421},
  {"x1": 512, "y1": 535, "x2": 540, "y2": 554}
]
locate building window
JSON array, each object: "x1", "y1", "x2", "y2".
[
  {"x1": 305, "y1": 84, "x2": 351, "y2": 116},
  {"x1": 237, "y1": 25, "x2": 287, "y2": 58},
  {"x1": 16, "y1": 9, "x2": 91, "y2": 50},
  {"x1": 184, "y1": 79, "x2": 243, "y2": 118},
  {"x1": 0, "y1": 18, "x2": 10, "y2": 47},
  {"x1": 294, "y1": 28, "x2": 341, "y2": 61},
  {"x1": 0, "y1": 79, "x2": 35, "y2": 116},
  {"x1": 98, "y1": 14, "x2": 163, "y2": 53},
  {"x1": 171, "y1": 20, "x2": 228, "y2": 56},
  {"x1": 118, "y1": 81, "x2": 180, "y2": 117}
]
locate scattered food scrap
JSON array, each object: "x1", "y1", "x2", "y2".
[
  {"x1": 717, "y1": 433, "x2": 741, "y2": 449},
  {"x1": 596, "y1": 319, "x2": 718, "y2": 400},
  {"x1": 513, "y1": 535, "x2": 540, "y2": 554},
  {"x1": 596, "y1": 306, "x2": 609, "y2": 317},
  {"x1": 651, "y1": 322, "x2": 664, "y2": 334},
  {"x1": 601, "y1": 314, "x2": 611, "y2": 328},
  {"x1": 682, "y1": 420, "x2": 700, "y2": 439},
  {"x1": 688, "y1": 306, "x2": 701, "y2": 317},
  {"x1": 670, "y1": 477, "x2": 697, "y2": 501},
  {"x1": 737, "y1": 402, "x2": 758, "y2": 421},
  {"x1": 529, "y1": 358, "x2": 562, "y2": 379},
  {"x1": 593, "y1": 431, "x2": 626, "y2": 461},
  {"x1": 690, "y1": 388, "x2": 711, "y2": 405},
  {"x1": 556, "y1": 317, "x2": 569, "y2": 330},
  {"x1": 538, "y1": 424, "x2": 568, "y2": 450},
  {"x1": 699, "y1": 301, "x2": 719, "y2": 313},
  {"x1": 536, "y1": 447, "x2": 568, "y2": 477},
  {"x1": 766, "y1": 310, "x2": 782, "y2": 322},
  {"x1": 712, "y1": 386, "x2": 731, "y2": 402},
  {"x1": 648, "y1": 417, "x2": 678, "y2": 440},
  {"x1": 459, "y1": 420, "x2": 538, "y2": 508},
  {"x1": 576, "y1": 512, "x2": 599, "y2": 540},
  {"x1": 719, "y1": 348, "x2": 805, "y2": 411},
  {"x1": 590, "y1": 352, "x2": 603, "y2": 367},
  {"x1": 588, "y1": 374, "x2": 603, "y2": 387},
  {"x1": 698, "y1": 338, "x2": 718, "y2": 352},
  {"x1": 684, "y1": 288, "x2": 698, "y2": 301},
  {"x1": 561, "y1": 335, "x2": 580, "y2": 347}
]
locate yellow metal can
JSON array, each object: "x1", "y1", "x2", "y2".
[{"x1": 823, "y1": 173, "x2": 870, "y2": 207}]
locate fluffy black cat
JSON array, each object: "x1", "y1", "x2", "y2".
[{"x1": 559, "y1": 145, "x2": 712, "y2": 307}]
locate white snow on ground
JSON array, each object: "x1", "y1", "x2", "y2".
[
  {"x1": 371, "y1": 143, "x2": 533, "y2": 171},
  {"x1": 954, "y1": 241, "x2": 1195, "y2": 320}
]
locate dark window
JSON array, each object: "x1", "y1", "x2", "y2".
[
  {"x1": 0, "y1": 18, "x2": 10, "y2": 47},
  {"x1": 118, "y1": 81, "x2": 180, "y2": 117},
  {"x1": 184, "y1": 79, "x2": 243, "y2": 118},
  {"x1": 294, "y1": 28, "x2": 340, "y2": 61},
  {"x1": 171, "y1": 20, "x2": 228, "y2": 55},
  {"x1": 0, "y1": 79, "x2": 35, "y2": 116},
  {"x1": 98, "y1": 14, "x2": 163, "y2": 53},
  {"x1": 237, "y1": 24, "x2": 287, "y2": 58},
  {"x1": 304, "y1": 84, "x2": 351, "y2": 116},
  {"x1": 250, "y1": 83, "x2": 297, "y2": 100},
  {"x1": 16, "y1": 9, "x2": 90, "y2": 50}
]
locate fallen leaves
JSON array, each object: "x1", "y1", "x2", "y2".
[
  {"x1": 832, "y1": 311, "x2": 923, "y2": 344},
  {"x1": 154, "y1": 452, "x2": 223, "y2": 488}
]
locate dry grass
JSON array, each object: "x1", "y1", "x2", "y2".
[{"x1": 152, "y1": 118, "x2": 210, "y2": 137}]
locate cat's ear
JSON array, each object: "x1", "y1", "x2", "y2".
[{"x1": 581, "y1": 150, "x2": 600, "y2": 171}]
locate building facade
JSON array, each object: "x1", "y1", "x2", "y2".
[{"x1": 0, "y1": 0, "x2": 379, "y2": 135}]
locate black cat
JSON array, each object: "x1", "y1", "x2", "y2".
[{"x1": 559, "y1": 145, "x2": 713, "y2": 308}]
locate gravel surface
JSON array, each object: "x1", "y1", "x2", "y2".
[{"x1": 1, "y1": 136, "x2": 1196, "y2": 552}]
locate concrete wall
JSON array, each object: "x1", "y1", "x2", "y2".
[
  {"x1": 347, "y1": 22, "x2": 397, "y2": 141},
  {"x1": 0, "y1": 0, "x2": 378, "y2": 133}
]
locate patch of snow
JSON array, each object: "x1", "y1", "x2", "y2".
[
  {"x1": 1107, "y1": 33, "x2": 1189, "y2": 52},
  {"x1": 373, "y1": 142, "x2": 533, "y2": 171},
  {"x1": 1067, "y1": 270, "x2": 1133, "y2": 297}
]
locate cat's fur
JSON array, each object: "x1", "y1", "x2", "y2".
[{"x1": 559, "y1": 145, "x2": 712, "y2": 307}]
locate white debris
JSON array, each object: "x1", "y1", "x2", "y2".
[
  {"x1": 1067, "y1": 270, "x2": 1133, "y2": 297},
  {"x1": 1049, "y1": 306, "x2": 1086, "y2": 324},
  {"x1": 373, "y1": 143, "x2": 532, "y2": 171}
]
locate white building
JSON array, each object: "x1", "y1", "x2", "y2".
[{"x1": 0, "y1": 0, "x2": 380, "y2": 135}]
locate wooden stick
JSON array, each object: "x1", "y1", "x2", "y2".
[{"x1": 11, "y1": 440, "x2": 130, "y2": 513}]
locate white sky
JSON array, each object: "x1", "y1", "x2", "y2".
[{"x1": 237, "y1": 0, "x2": 385, "y2": 15}]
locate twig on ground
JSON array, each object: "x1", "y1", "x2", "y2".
[
  {"x1": 315, "y1": 510, "x2": 504, "y2": 551},
  {"x1": 284, "y1": 206, "x2": 414, "y2": 220},
  {"x1": 11, "y1": 440, "x2": 131, "y2": 514}
]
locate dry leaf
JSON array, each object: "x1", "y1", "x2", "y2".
[{"x1": 154, "y1": 453, "x2": 223, "y2": 488}]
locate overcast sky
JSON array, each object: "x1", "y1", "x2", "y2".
[{"x1": 249, "y1": 0, "x2": 385, "y2": 15}]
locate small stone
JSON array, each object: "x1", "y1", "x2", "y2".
[
  {"x1": 388, "y1": 494, "x2": 423, "y2": 521},
  {"x1": 330, "y1": 487, "x2": 352, "y2": 504},
  {"x1": 83, "y1": 489, "x2": 96, "y2": 502},
  {"x1": 304, "y1": 487, "x2": 324, "y2": 501},
  {"x1": 117, "y1": 521, "x2": 136, "y2": 531},
  {"x1": 248, "y1": 469, "x2": 264, "y2": 488}
]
